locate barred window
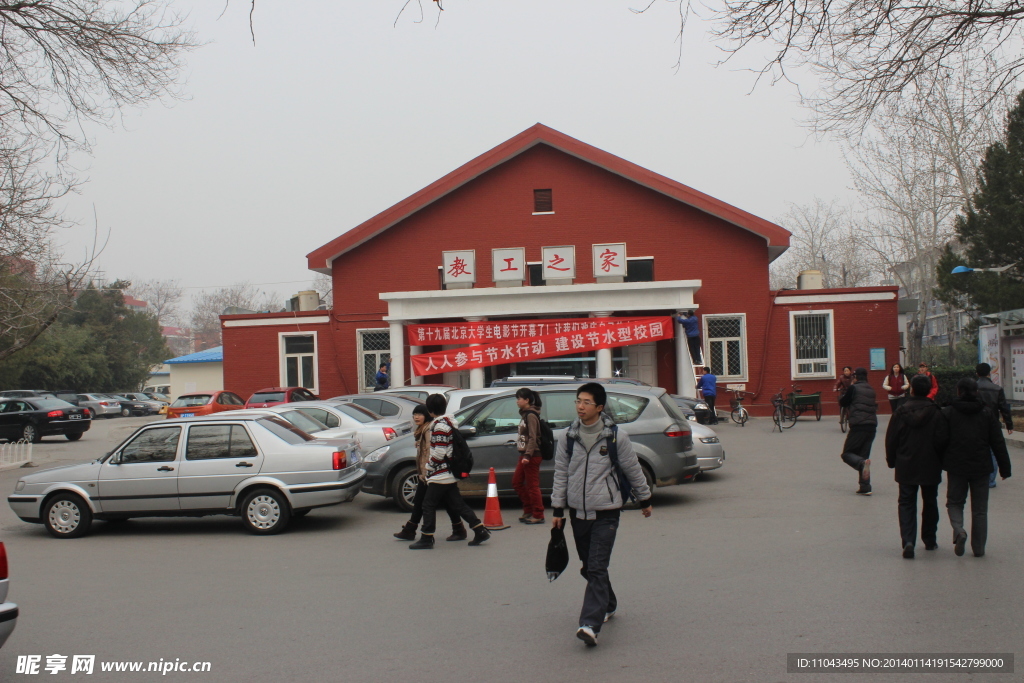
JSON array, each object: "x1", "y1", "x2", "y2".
[
  {"x1": 705, "y1": 315, "x2": 745, "y2": 379},
  {"x1": 791, "y1": 311, "x2": 833, "y2": 377},
  {"x1": 358, "y1": 330, "x2": 391, "y2": 393}
]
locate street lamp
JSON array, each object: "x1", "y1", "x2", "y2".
[{"x1": 951, "y1": 263, "x2": 1016, "y2": 274}]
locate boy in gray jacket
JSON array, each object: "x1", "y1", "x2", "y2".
[{"x1": 551, "y1": 383, "x2": 652, "y2": 647}]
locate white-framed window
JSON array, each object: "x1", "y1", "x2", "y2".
[
  {"x1": 357, "y1": 328, "x2": 391, "y2": 393},
  {"x1": 704, "y1": 314, "x2": 747, "y2": 380},
  {"x1": 279, "y1": 332, "x2": 318, "y2": 393},
  {"x1": 790, "y1": 310, "x2": 835, "y2": 379}
]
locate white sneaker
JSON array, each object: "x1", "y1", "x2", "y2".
[
  {"x1": 603, "y1": 611, "x2": 616, "y2": 623},
  {"x1": 576, "y1": 625, "x2": 598, "y2": 647}
]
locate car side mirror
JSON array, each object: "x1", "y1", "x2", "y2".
[{"x1": 459, "y1": 426, "x2": 477, "y2": 437}]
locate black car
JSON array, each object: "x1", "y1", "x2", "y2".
[
  {"x1": 0, "y1": 397, "x2": 91, "y2": 443},
  {"x1": 105, "y1": 394, "x2": 158, "y2": 417},
  {"x1": 672, "y1": 395, "x2": 712, "y2": 424}
]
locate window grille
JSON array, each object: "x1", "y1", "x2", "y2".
[
  {"x1": 359, "y1": 330, "x2": 391, "y2": 392},
  {"x1": 793, "y1": 313, "x2": 831, "y2": 375},
  {"x1": 706, "y1": 316, "x2": 744, "y2": 378},
  {"x1": 533, "y1": 189, "x2": 553, "y2": 213}
]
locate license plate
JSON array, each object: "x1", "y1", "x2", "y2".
[
  {"x1": 181, "y1": 413, "x2": 194, "y2": 418},
  {"x1": 69, "y1": 414, "x2": 82, "y2": 420}
]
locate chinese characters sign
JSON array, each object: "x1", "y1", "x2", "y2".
[
  {"x1": 592, "y1": 243, "x2": 627, "y2": 277},
  {"x1": 442, "y1": 250, "x2": 476, "y2": 285},
  {"x1": 542, "y1": 246, "x2": 576, "y2": 280},
  {"x1": 410, "y1": 317, "x2": 673, "y2": 376},
  {"x1": 491, "y1": 248, "x2": 525, "y2": 282},
  {"x1": 408, "y1": 317, "x2": 625, "y2": 345}
]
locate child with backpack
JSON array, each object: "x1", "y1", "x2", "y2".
[{"x1": 514, "y1": 388, "x2": 548, "y2": 524}]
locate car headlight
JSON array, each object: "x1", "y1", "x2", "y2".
[
  {"x1": 363, "y1": 445, "x2": 390, "y2": 462},
  {"x1": 687, "y1": 415, "x2": 699, "y2": 421},
  {"x1": 15, "y1": 479, "x2": 25, "y2": 491},
  {"x1": 699, "y1": 436, "x2": 720, "y2": 444},
  {"x1": 694, "y1": 403, "x2": 709, "y2": 410}
]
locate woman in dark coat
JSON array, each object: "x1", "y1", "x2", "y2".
[
  {"x1": 941, "y1": 378, "x2": 1012, "y2": 558},
  {"x1": 885, "y1": 375, "x2": 948, "y2": 558}
]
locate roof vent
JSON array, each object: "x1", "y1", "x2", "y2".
[{"x1": 797, "y1": 270, "x2": 823, "y2": 290}]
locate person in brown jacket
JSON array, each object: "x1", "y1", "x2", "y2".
[
  {"x1": 392, "y1": 404, "x2": 465, "y2": 541},
  {"x1": 514, "y1": 388, "x2": 545, "y2": 524}
]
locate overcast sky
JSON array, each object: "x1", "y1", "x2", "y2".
[{"x1": 59, "y1": 1, "x2": 854, "y2": 310}]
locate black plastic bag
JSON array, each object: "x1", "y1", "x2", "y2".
[{"x1": 546, "y1": 526, "x2": 569, "y2": 582}]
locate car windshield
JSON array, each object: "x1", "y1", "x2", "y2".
[
  {"x1": 277, "y1": 409, "x2": 329, "y2": 434},
  {"x1": 333, "y1": 403, "x2": 380, "y2": 423},
  {"x1": 257, "y1": 416, "x2": 314, "y2": 444},
  {"x1": 27, "y1": 398, "x2": 75, "y2": 410},
  {"x1": 172, "y1": 395, "x2": 212, "y2": 407},
  {"x1": 250, "y1": 392, "x2": 286, "y2": 403}
]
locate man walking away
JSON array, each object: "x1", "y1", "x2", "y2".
[
  {"x1": 551, "y1": 383, "x2": 652, "y2": 648},
  {"x1": 839, "y1": 367, "x2": 878, "y2": 495},
  {"x1": 697, "y1": 367, "x2": 718, "y2": 425},
  {"x1": 409, "y1": 393, "x2": 491, "y2": 549},
  {"x1": 885, "y1": 375, "x2": 949, "y2": 558},
  {"x1": 975, "y1": 362, "x2": 1014, "y2": 489},
  {"x1": 941, "y1": 378, "x2": 1011, "y2": 558},
  {"x1": 676, "y1": 311, "x2": 702, "y2": 365},
  {"x1": 374, "y1": 363, "x2": 390, "y2": 391}
]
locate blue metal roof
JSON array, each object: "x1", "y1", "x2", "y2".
[{"x1": 165, "y1": 346, "x2": 223, "y2": 364}]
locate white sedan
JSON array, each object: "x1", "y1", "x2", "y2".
[
  {"x1": 262, "y1": 402, "x2": 413, "y2": 453},
  {"x1": 691, "y1": 421, "x2": 725, "y2": 472}
]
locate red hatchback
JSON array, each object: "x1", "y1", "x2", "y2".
[
  {"x1": 244, "y1": 387, "x2": 318, "y2": 409},
  {"x1": 165, "y1": 391, "x2": 246, "y2": 419}
]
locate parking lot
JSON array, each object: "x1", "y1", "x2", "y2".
[{"x1": 1, "y1": 415, "x2": 1022, "y2": 682}]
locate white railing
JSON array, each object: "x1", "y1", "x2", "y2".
[{"x1": 0, "y1": 440, "x2": 33, "y2": 469}]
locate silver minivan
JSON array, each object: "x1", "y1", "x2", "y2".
[
  {"x1": 361, "y1": 384, "x2": 697, "y2": 511},
  {"x1": 8, "y1": 414, "x2": 365, "y2": 537}
]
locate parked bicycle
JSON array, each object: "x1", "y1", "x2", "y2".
[
  {"x1": 770, "y1": 388, "x2": 797, "y2": 431},
  {"x1": 839, "y1": 405, "x2": 849, "y2": 433},
  {"x1": 727, "y1": 389, "x2": 752, "y2": 426}
]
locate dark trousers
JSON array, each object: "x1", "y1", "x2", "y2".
[
  {"x1": 888, "y1": 397, "x2": 906, "y2": 413},
  {"x1": 704, "y1": 394, "x2": 717, "y2": 424},
  {"x1": 840, "y1": 428, "x2": 876, "y2": 486},
  {"x1": 512, "y1": 455, "x2": 544, "y2": 519},
  {"x1": 421, "y1": 482, "x2": 480, "y2": 535},
  {"x1": 686, "y1": 335, "x2": 703, "y2": 365},
  {"x1": 946, "y1": 474, "x2": 990, "y2": 555},
  {"x1": 897, "y1": 483, "x2": 939, "y2": 548},
  {"x1": 409, "y1": 481, "x2": 460, "y2": 527},
  {"x1": 569, "y1": 509, "x2": 619, "y2": 632}
]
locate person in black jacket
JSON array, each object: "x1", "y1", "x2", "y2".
[
  {"x1": 885, "y1": 375, "x2": 949, "y2": 558},
  {"x1": 839, "y1": 367, "x2": 878, "y2": 495},
  {"x1": 941, "y1": 377, "x2": 1012, "y2": 558},
  {"x1": 975, "y1": 362, "x2": 1014, "y2": 489}
]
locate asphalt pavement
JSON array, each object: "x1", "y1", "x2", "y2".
[{"x1": 0, "y1": 414, "x2": 1021, "y2": 682}]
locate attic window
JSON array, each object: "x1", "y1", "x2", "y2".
[{"x1": 533, "y1": 189, "x2": 553, "y2": 214}]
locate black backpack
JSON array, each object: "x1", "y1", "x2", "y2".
[
  {"x1": 565, "y1": 424, "x2": 637, "y2": 504},
  {"x1": 538, "y1": 416, "x2": 556, "y2": 460},
  {"x1": 448, "y1": 422, "x2": 474, "y2": 479}
]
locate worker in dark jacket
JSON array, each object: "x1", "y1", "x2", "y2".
[
  {"x1": 839, "y1": 367, "x2": 878, "y2": 495},
  {"x1": 975, "y1": 362, "x2": 1014, "y2": 489},
  {"x1": 941, "y1": 377, "x2": 1012, "y2": 558},
  {"x1": 885, "y1": 375, "x2": 949, "y2": 558}
]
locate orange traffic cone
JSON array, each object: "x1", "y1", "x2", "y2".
[{"x1": 482, "y1": 467, "x2": 510, "y2": 530}]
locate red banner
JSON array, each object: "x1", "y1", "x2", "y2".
[
  {"x1": 410, "y1": 317, "x2": 673, "y2": 377},
  {"x1": 407, "y1": 317, "x2": 619, "y2": 345}
]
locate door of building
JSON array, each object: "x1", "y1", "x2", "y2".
[{"x1": 626, "y1": 343, "x2": 657, "y2": 385}]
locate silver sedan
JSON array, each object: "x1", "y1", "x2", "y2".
[
  {"x1": 7, "y1": 413, "x2": 365, "y2": 538},
  {"x1": 691, "y1": 421, "x2": 725, "y2": 472},
  {"x1": 265, "y1": 401, "x2": 413, "y2": 453},
  {"x1": 76, "y1": 393, "x2": 121, "y2": 419}
]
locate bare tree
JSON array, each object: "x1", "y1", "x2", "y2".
[
  {"x1": 770, "y1": 198, "x2": 877, "y2": 290},
  {"x1": 311, "y1": 273, "x2": 332, "y2": 309},
  {"x1": 189, "y1": 284, "x2": 278, "y2": 348},
  {"x1": 709, "y1": 1, "x2": 1024, "y2": 132},
  {"x1": 127, "y1": 278, "x2": 183, "y2": 326}
]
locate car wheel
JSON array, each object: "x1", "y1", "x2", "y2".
[
  {"x1": 292, "y1": 509, "x2": 311, "y2": 518},
  {"x1": 121, "y1": 407, "x2": 131, "y2": 417},
  {"x1": 241, "y1": 488, "x2": 291, "y2": 535},
  {"x1": 65, "y1": 432, "x2": 83, "y2": 441},
  {"x1": 389, "y1": 465, "x2": 420, "y2": 513},
  {"x1": 44, "y1": 492, "x2": 93, "y2": 539},
  {"x1": 21, "y1": 423, "x2": 40, "y2": 443}
]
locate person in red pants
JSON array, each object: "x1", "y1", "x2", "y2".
[{"x1": 514, "y1": 388, "x2": 545, "y2": 524}]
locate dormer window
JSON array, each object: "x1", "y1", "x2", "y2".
[{"x1": 533, "y1": 189, "x2": 553, "y2": 214}]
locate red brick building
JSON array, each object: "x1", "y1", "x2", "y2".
[{"x1": 222, "y1": 124, "x2": 899, "y2": 414}]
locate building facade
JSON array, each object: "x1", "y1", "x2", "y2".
[{"x1": 222, "y1": 125, "x2": 900, "y2": 414}]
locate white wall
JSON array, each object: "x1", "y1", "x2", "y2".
[{"x1": 169, "y1": 362, "x2": 224, "y2": 401}]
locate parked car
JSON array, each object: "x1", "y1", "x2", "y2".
[
  {"x1": 76, "y1": 394, "x2": 121, "y2": 419},
  {"x1": 0, "y1": 397, "x2": 91, "y2": 443},
  {"x1": 7, "y1": 413, "x2": 365, "y2": 537},
  {"x1": 690, "y1": 421, "x2": 724, "y2": 472},
  {"x1": 51, "y1": 390, "x2": 82, "y2": 406},
  {"x1": 490, "y1": 376, "x2": 651, "y2": 388},
  {"x1": 443, "y1": 387, "x2": 513, "y2": 413},
  {"x1": 0, "y1": 540, "x2": 16, "y2": 648},
  {"x1": 142, "y1": 384, "x2": 170, "y2": 396},
  {"x1": 361, "y1": 384, "x2": 697, "y2": 511},
  {"x1": 270, "y1": 401, "x2": 413, "y2": 452},
  {"x1": 0, "y1": 390, "x2": 46, "y2": 399},
  {"x1": 375, "y1": 385, "x2": 457, "y2": 402},
  {"x1": 327, "y1": 393, "x2": 424, "y2": 421},
  {"x1": 165, "y1": 391, "x2": 246, "y2": 419},
  {"x1": 106, "y1": 394, "x2": 163, "y2": 417},
  {"x1": 672, "y1": 395, "x2": 712, "y2": 424},
  {"x1": 245, "y1": 387, "x2": 318, "y2": 408},
  {"x1": 143, "y1": 392, "x2": 171, "y2": 404}
]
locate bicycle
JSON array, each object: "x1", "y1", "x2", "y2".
[
  {"x1": 839, "y1": 406, "x2": 849, "y2": 433},
  {"x1": 770, "y1": 388, "x2": 797, "y2": 431},
  {"x1": 727, "y1": 389, "x2": 752, "y2": 426}
]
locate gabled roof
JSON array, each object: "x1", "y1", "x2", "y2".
[
  {"x1": 307, "y1": 123, "x2": 790, "y2": 273},
  {"x1": 166, "y1": 346, "x2": 223, "y2": 364}
]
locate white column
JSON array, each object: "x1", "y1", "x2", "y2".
[
  {"x1": 388, "y1": 320, "x2": 405, "y2": 388},
  {"x1": 591, "y1": 311, "x2": 613, "y2": 379},
  {"x1": 409, "y1": 343, "x2": 423, "y2": 385},
  {"x1": 675, "y1": 311, "x2": 698, "y2": 398},
  {"x1": 465, "y1": 316, "x2": 486, "y2": 389}
]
